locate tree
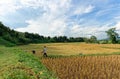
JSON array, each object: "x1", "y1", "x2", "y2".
[
  {"x1": 106, "y1": 28, "x2": 118, "y2": 44},
  {"x1": 90, "y1": 36, "x2": 97, "y2": 43},
  {"x1": 84, "y1": 37, "x2": 89, "y2": 43}
]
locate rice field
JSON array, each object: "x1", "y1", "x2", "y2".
[
  {"x1": 18, "y1": 43, "x2": 120, "y2": 56},
  {"x1": 18, "y1": 43, "x2": 120, "y2": 79},
  {"x1": 42, "y1": 56, "x2": 120, "y2": 79}
]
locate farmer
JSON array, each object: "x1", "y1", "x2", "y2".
[{"x1": 42, "y1": 46, "x2": 47, "y2": 57}]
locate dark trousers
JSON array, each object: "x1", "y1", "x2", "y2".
[{"x1": 43, "y1": 53, "x2": 47, "y2": 57}]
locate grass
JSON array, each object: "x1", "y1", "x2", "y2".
[
  {"x1": 0, "y1": 37, "x2": 16, "y2": 47},
  {"x1": 0, "y1": 46, "x2": 57, "y2": 79}
]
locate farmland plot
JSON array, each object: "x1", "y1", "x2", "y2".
[
  {"x1": 19, "y1": 43, "x2": 120, "y2": 55},
  {"x1": 42, "y1": 56, "x2": 120, "y2": 79}
]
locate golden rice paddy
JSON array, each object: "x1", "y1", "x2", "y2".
[
  {"x1": 18, "y1": 43, "x2": 120, "y2": 79},
  {"x1": 42, "y1": 55, "x2": 120, "y2": 79},
  {"x1": 18, "y1": 43, "x2": 120, "y2": 56}
]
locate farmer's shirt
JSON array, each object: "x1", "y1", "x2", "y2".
[{"x1": 43, "y1": 48, "x2": 47, "y2": 53}]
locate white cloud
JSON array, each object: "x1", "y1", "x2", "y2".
[
  {"x1": 1, "y1": 0, "x2": 119, "y2": 39},
  {"x1": 112, "y1": 21, "x2": 120, "y2": 36},
  {"x1": 19, "y1": 0, "x2": 44, "y2": 9},
  {"x1": 69, "y1": 23, "x2": 114, "y2": 39},
  {"x1": 114, "y1": 22, "x2": 120, "y2": 30},
  {"x1": 114, "y1": 16, "x2": 120, "y2": 20},
  {"x1": 16, "y1": 0, "x2": 96, "y2": 37},
  {"x1": 15, "y1": 0, "x2": 114, "y2": 39},
  {"x1": 69, "y1": 20, "x2": 120, "y2": 39},
  {"x1": 0, "y1": 0, "x2": 21, "y2": 16},
  {"x1": 16, "y1": 0, "x2": 71, "y2": 36},
  {"x1": 16, "y1": 17, "x2": 67, "y2": 36},
  {"x1": 74, "y1": 5, "x2": 94, "y2": 15}
]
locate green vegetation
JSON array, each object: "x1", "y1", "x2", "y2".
[
  {"x1": 1, "y1": 21, "x2": 120, "y2": 47},
  {"x1": 106, "y1": 28, "x2": 119, "y2": 44},
  {"x1": 0, "y1": 22, "x2": 84, "y2": 47},
  {"x1": 0, "y1": 46, "x2": 57, "y2": 79},
  {"x1": 84, "y1": 35, "x2": 98, "y2": 43},
  {"x1": 0, "y1": 37, "x2": 16, "y2": 47}
]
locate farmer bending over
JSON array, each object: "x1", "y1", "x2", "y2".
[{"x1": 42, "y1": 46, "x2": 47, "y2": 57}]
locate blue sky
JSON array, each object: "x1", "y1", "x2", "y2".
[{"x1": 0, "y1": 0, "x2": 120, "y2": 39}]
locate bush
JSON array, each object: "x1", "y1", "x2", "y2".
[{"x1": 99, "y1": 40, "x2": 108, "y2": 44}]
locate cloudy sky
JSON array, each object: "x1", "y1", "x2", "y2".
[{"x1": 0, "y1": 0, "x2": 120, "y2": 39}]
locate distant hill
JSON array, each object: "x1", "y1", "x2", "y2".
[
  {"x1": 0, "y1": 22, "x2": 48, "y2": 46},
  {"x1": 0, "y1": 22, "x2": 84, "y2": 46}
]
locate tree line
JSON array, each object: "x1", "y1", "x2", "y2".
[
  {"x1": 0, "y1": 22, "x2": 85, "y2": 46},
  {"x1": 0, "y1": 22, "x2": 119, "y2": 46}
]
